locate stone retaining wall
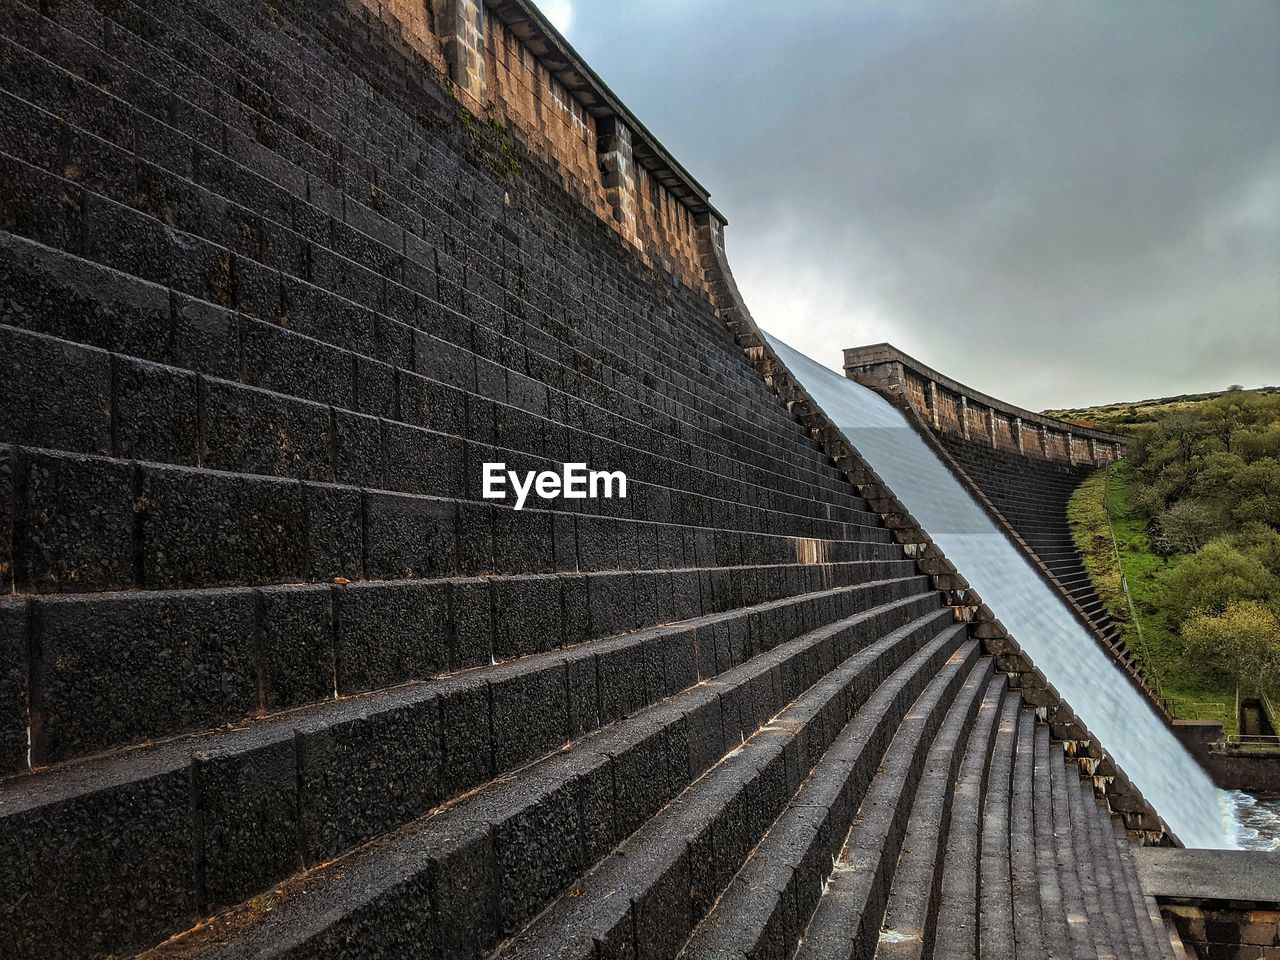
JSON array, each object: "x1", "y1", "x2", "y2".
[
  {"x1": 359, "y1": 0, "x2": 714, "y2": 292},
  {"x1": 1138, "y1": 848, "x2": 1280, "y2": 960},
  {"x1": 844, "y1": 341, "x2": 1125, "y2": 466}
]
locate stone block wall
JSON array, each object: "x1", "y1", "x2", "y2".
[
  {"x1": 1165, "y1": 904, "x2": 1280, "y2": 960},
  {"x1": 356, "y1": 0, "x2": 713, "y2": 293},
  {"x1": 1138, "y1": 848, "x2": 1280, "y2": 960},
  {"x1": 844, "y1": 342, "x2": 1125, "y2": 467}
]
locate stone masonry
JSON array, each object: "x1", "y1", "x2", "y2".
[{"x1": 0, "y1": 0, "x2": 1255, "y2": 957}]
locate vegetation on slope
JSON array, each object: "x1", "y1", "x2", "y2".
[
  {"x1": 1069, "y1": 466, "x2": 1234, "y2": 731},
  {"x1": 1046, "y1": 384, "x2": 1279, "y2": 434},
  {"x1": 1065, "y1": 389, "x2": 1280, "y2": 734}
]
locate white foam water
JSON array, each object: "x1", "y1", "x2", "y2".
[
  {"x1": 766, "y1": 332, "x2": 1236, "y2": 849},
  {"x1": 1228, "y1": 791, "x2": 1280, "y2": 851}
]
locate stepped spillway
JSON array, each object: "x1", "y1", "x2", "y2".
[
  {"x1": 767, "y1": 332, "x2": 1233, "y2": 849},
  {"x1": 0, "y1": 0, "x2": 1199, "y2": 955},
  {"x1": 932, "y1": 434, "x2": 1130, "y2": 656}
]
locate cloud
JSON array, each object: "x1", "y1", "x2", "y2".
[
  {"x1": 538, "y1": 0, "x2": 573, "y2": 36},
  {"x1": 563, "y1": 0, "x2": 1280, "y2": 409}
]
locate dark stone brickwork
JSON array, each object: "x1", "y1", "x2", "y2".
[{"x1": 0, "y1": 0, "x2": 1197, "y2": 957}]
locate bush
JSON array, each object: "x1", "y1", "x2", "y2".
[
  {"x1": 1181, "y1": 600, "x2": 1280, "y2": 695},
  {"x1": 1228, "y1": 457, "x2": 1280, "y2": 528},
  {"x1": 1224, "y1": 523, "x2": 1280, "y2": 576},
  {"x1": 1236, "y1": 423, "x2": 1280, "y2": 462},
  {"x1": 1158, "y1": 541, "x2": 1280, "y2": 626},
  {"x1": 1121, "y1": 390, "x2": 1280, "y2": 542},
  {"x1": 1126, "y1": 481, "x2": 1166, "y2": 519},
  {"x1": 1152, "y1": 499, "x2": 1222, "y2": 555}
]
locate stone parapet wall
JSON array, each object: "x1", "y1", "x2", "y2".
[
  {"x1": 485, "y1": 13, "x2": 608, "y2": 216},
  {"x1": 1138, "y1": 848, "x2": 1280, "y2": 960},
  {"x1": 844, "y1": 342, "x2": 1126, "y2": 466},
  {"x1": 357, "y1": 0, "x2": 715, "y2": 293}
]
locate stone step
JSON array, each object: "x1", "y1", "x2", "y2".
[
  {"x1": 495, "y1": 619, "x2": 974, "y2": 960},
  {"x1": 1036, "y1": 724, "x2": 1104, "y2": 960},
  {"x1": 0, "y1": 87, "x2": 860, "y2": 522},
  {"x1": 0, "y1": 0, "x2": 849, "y2": 504},
  {"x1": 931, "y1": 688, "x2": 1017, "y2": 960},
  {"x1": 973, "y1": 692, "x2": 1023, "y2": 958},
  {"x1": 1112, "y1": 819, "x2": 1181, "y2": 960},
  {"x1": 788, "y1": 643, "x2": 986, "y2": 960},
  {"x1": 0, "y1": 437, "x2": 899, "y2": 609},
  {"x1": 872, "y1": 673, "x2": 1007, "y2": 960},
  {"x1": 2, "y1": 586, "x2": 952, "y2": 960},
  {"x1": 1101, "y1": 809, "x2": 1158, "y2": 960},
  {"x1": 1065, "y1": 759, "x2": 1132, "y2": 960},
  {"x1": 0, "y1": 17, "x2": 849, "y2": 490},
  {"x1": 1010, "y1": 709, "x2": 1049, "y2": 957},
  {"x1": 0, "y1": 308, "x2": 893, "y2": 588},
  {"x1": 137, "y1": 606, "x2": 962, "y2": 960}
]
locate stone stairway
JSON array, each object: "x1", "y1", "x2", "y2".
[
  {"x1": 0, "y1": 0, "x2": 1178, "y2": 957},
  {"x1": 934, "y1": 433, "x2": 1132, "y2": 665}
]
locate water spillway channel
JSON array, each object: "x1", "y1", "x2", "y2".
[{"x1": 766, "y1": 332, "x2": 1235, "y2": 849}]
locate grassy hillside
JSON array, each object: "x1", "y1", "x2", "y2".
[
  {"x1": 1045, "y1": 386, "x2": 1280, "y2": 435},
  {"x1": 1062, "y1": 387, "x2": 1280, "y2": 733},
  {"x1": 1068, "y1": 466, "x2": 1238, "y2": 733}
]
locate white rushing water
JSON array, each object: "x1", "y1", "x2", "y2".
[
  {"x1": 766, "y1": 332, "x2": 1236, "y2": 848},
  {"x1": 1229, "y1": 791, "x2": 1280, "y2": 850}
]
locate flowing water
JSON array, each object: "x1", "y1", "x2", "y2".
[
  {"x1": 1229, "y1": 791, "x2": 1280, "y2": 850},
  {"x1": 766, "y1": 332, "x2": 1237, "y2": 848}
]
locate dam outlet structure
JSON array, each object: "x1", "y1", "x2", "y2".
[{"x1": 0, "y1": 0, "x2": 1275, "y2": 957}]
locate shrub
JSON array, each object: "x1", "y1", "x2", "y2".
[
  {"x1": 1158, "y1": 541, "x2": 1280, "y2": 626},
  {"x1": 1228, "y1": 457, "x2": 1280, "y2": 528},
  {"x1": 1225, "y1": 523, "x2": 1280, "y2": 576},
  {"x1": 1236, "y1": 423, "x2": 1280, "y2": 462},
  {"x1": 1181, "y1": 600, "x2": 1280, "y2": 696},
  {"x1": 1126, "y1": 481, "x2": 1166, "y2": 519},
  {"x1": 1152, "y1": 499, "x2": 1222, "y2": 555}
]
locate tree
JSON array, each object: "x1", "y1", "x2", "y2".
[
  {"x1": 1226, "y1": 523, "x2": 1280, "y2": 576},
  {"x1": 1203, "y1": 392, "x2": 1253, "y2": 453},
  {"x1": 1158, "y1": 540, "x2": 1280, "y2": 626},
  {"x1": 1181, "y1": 601, "x2": 1280, "y2": 696},
  {"x1": 1228, "y1": 457, "x2": 1280, "y2": 528},
  {"x1": 1153, "y1": 499, "x2": 1222, "y2": 555},
  {"x1": 1236, "y1": 422, "x2": 1280, "y2": 462}
]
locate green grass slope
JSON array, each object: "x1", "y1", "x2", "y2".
[{"x1": 1067, "y1": 464, "x2": 1238, "y2": 734}]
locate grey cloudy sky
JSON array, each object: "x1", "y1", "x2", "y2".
[{"x1": 547, "y1": 1, "x2": 1280, "y2": 410}]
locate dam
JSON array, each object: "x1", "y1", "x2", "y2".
[
  {"x1": 766, "y1": 333, "x2": 1231, "y2": 849},
  {"x1": 0, "y1": 0, "x2": 1275, "y2": 957}
]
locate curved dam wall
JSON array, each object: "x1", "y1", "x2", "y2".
[
  {"x1": 770, "y1": 334, "x2": 1231, "y2": 849},
  {"x1": 0, "y1": 0, "x2": 1228, "y2": 956},
  {"x1": 844, "y1": 342, "x2": 1126, "y2": 465},
  {"x1": 846, "y1": 341, "x2": 1161, "y2": 703}
]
